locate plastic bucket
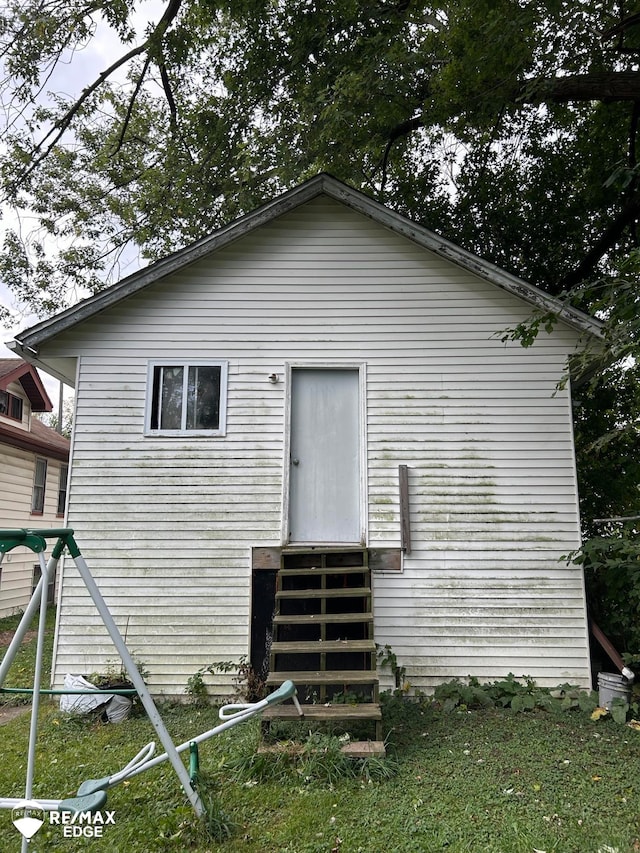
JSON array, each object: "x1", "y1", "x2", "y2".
[{"x1": 598, "y1": 672, "x2": 631, "y2": 709}]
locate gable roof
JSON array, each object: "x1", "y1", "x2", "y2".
[
  {"x1": 8, "y1": 173, "x2": 602, "y2": 357},
  {"x1": 0, "y1": 358, "x2": 53, "y2": 412}
]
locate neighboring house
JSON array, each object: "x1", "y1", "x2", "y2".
[
  {"x1": 8, "y1": 174, "x2": 602, "y2": 703},
  {"x1": 0, "y1": 359, "x2": 70, "y2": 617}
]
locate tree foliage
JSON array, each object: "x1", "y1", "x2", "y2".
[
  {"x1": 1, "y1": 2, "x2": 640, "y2": 310},
  {"x1": 571, "y1": 522, "x2": 640, "y2": 662},
  {"x1": 1, "y1": 0, "x2": 640, "y2": 525}
]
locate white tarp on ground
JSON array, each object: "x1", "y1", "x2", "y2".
[{"x1": 59, "y1": 673, "x2": 131, "y2": 721}]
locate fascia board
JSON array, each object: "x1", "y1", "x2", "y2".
[{"x1": 13, "y1": 177, "x2": 330, "y2": 350}]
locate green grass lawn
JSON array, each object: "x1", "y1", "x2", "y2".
[
  {"x1": 0, "y1": 607, "x2": 56, "y2": 701},
  {"x1": 1, "y1": 615, "x2": 640, "y2": 852}
]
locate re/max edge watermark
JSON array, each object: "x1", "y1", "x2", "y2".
[
  {"x1": 49, "y1": 807, "x2": 116, "y2": 837},
  {"x1": 11, "y1": 799, "x2": 116, "y2": 841}
]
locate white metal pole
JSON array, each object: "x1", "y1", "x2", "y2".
[
  {"x1": 21, "y1": 551, "x2": 50, "y2": 853},
  {"x1": 71, "y1": 554, "x2": 204, "y2": 817},
  {"x1": 0, "y1": 557, "x2": 57, "y2": 687}
]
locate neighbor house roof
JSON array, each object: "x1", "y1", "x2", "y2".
[
  {"x1": 0, "y1": 358, "x2": 53, "y2": 412},
  {"x1": 7, "y1": 173, "x2": 603, "y2": 363},
  {"x1": 0, "y1": 416, "x2": 70, "y2": 462}
]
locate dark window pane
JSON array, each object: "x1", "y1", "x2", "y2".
[
  {"x1": 187, "y1": 366, "x2": 221, "y2": 430},
  {"x1": 10, "y1": 395, "x2": 22, "y2": 420},
  {"x1": 151, "y1": 364, "x2": 223, "y2": 432},
  {"x1": 150, "y1": 368, "x2": 161, "y2": 430},
  {"x1": 57, "y1": 464, "x2": 68, "y2": 515},
  {"x1": 161, "y1": 366, "x2": 184, "y2": 430},
  {"x1": 32, "y1": 458, "x2": 47, "y2": 513}
]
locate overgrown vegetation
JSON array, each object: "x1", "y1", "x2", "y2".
[
  {"x1": 376, "y1": 643, "x2": 409, "y2": 695},
  {"x1": 430, "y1": 672, "x2": 640, "y2": 730},
  {"x1": 569, "y1": 521, "x2": 640, "y2": 668},
  {"x1": 185, "y1": 655, "x2": 265, "y2": 705}
]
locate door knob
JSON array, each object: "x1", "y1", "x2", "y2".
[{"x1": 292, "y1": 458, "x2": 300, "y2": 466}]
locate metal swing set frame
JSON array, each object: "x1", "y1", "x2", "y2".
[{"x1": 0, "y1": 528, "x2": 299, "y2": 850}]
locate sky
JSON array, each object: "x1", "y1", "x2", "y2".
[{"x1": 0, "y1": 2, "x2": 164, "y2": 398}]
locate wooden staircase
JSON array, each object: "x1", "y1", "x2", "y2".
[{"x1": 262, "y1": 550, "x2": 383, "y2": 746}]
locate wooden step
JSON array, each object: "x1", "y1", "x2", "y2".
[
  {"x1": 276, "y1": 587, "x2": 370, "y2": 600},
  {"x1": 278, "y1": 566, "x2": 368, "y2": 577},
  {"x1": 262, "y1": 703, "x2": 381, "y2": 721},
  {"x1": 271, "y1": 639, "x2": 376, "y2": 654},
  {"x1": 272, "y1": 612, "x2": 373, "y2": 625},
  {"x1": 341, "y1": 741, "x2": 386, "y2": 758},
  {"x1": 256, "y1": 739, "x2": 386, "y2": 758},
  {"x1": 265, "y1": 670, "x2": 377, "y2": 685}
]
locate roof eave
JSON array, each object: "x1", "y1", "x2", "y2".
[
  {"x1": 0, "y1": 423, "x2": 69, "y2": 461},
  {"x1": 320, "y1": 180, "x2": 603, "y2": 339},
  {"x1": 13, "y1": 176, "x2": 334, "y2": 350}
]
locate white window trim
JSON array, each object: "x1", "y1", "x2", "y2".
[{"x1": 144, "y1": 360, "x2": 228, "y2": 437}]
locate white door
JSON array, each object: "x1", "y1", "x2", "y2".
[{"x1": 288, "y1": 368, "x2": 361, "y2": 543}]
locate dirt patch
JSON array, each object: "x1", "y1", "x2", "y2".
[
  {"x1": 0, "y1": 628, "x2": 36, "y2": 647},
  {"x1": 0, "y1": 628, "x2": 37, "y2": 724},
  {"x1": 0, "y1": 704, "x2": 30, "y2": 725}
]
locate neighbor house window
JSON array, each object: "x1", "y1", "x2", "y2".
[
  {"x1": 147, "y1": 362, "x2": 227, "y2": 435},
  {"x1": 0, "y1": 389, "x2": 23, "y2": 421},
  {"x1": 32, "y1": 563, "x2": 56, "y2": 605},
  {"x1": 31, "y1": 457, "x2": 47, "y2": 513},
  {"x1": 57, "y1": 464, "x2": 68, "y2": 516}
]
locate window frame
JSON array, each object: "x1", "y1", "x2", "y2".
[
  {"x1": 31, "y1": 457, "x2": 48, "y2": 514},
  {"x1": 0, "y1": 389, "x2": 24, "y2": 422},
  {"x1": 145, "y1": 360, "x2": 228, "y2": 437}
]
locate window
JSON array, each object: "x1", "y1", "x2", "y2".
[
  {"x1": 147, "y1": 362, "x2": 227, "y2": 435},
  {"x1": 0, "y1": 389, "x2": 23, "y2": 421},
  {"x1": 32, "y1": 563, "x2": 56, "y2": 606},
  {"x1": 57, "y1": 464, "x2": 68, "y2": 516},
  {"x1": 31, "y1": 457, "x2": 47, "y2": 513}
]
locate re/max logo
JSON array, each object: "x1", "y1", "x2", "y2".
[
  {"x1": 49, "y1": 810, "x2": 116, "y2": 825},
  {"x1": 49, "y1": 809, "x2": 116, "y2": 838},
  {"x1": 11, "y1": 801, "x2": 117, "y2": 842}
]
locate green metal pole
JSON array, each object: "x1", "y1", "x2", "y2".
[{"x1": 189, "y1": 742, "x2": 199, "y2": 783}]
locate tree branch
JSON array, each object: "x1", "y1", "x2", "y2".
[
  {"x1": 159, "y1": 59, "x2": 195, "y2": 163},
  {"x1": 159, "y1": 62, "x2": 179, "y2": 133},
  {"x1": 112, "y1": 53, "x2": 152, "y2": 156},
  {"x1": 601, "y1": 11, "x2": 640, "y2": 42},
  {"x1": 518, "y1": 71, "x2": 640, "y2": 103},
  {"x1": 379, "y1": 115, "x2": 424, "y2": 193},
  {"x1": 6, "y1": 0, "x2": 184, "y2": 193},
  {"x1": 560, "y1": 194, "x2": 640, "y2": 288}
]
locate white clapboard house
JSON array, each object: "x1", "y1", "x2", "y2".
[
  {"x1": 0, "y1": 358, "x2": 70, "y2": 617},
  {"x1": 8, "y1": 175, "x2": 601, "y2": 724}
]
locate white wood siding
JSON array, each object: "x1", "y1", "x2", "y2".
[
  {"x1": 42, "y1": 197, "x2": 591, "y2": 694},
  {"x1": 0, "y1": 440, "x2": 65, "y2": 618}
]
